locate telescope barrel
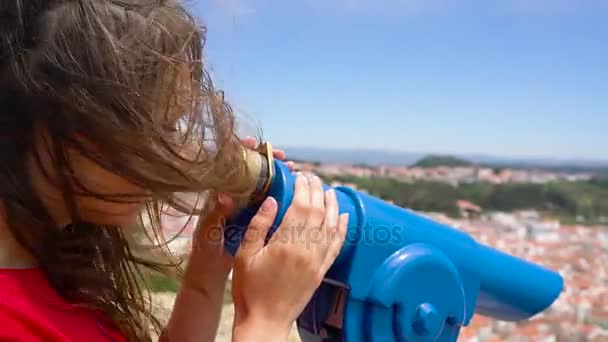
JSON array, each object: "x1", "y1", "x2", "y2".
[
  {"x1": 473, "y1": 244, "x2": 563, "y2": 320},
  {"x1": 328, "y1": 182, "x2": 564, "y2": 321}
]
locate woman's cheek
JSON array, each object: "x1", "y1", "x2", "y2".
[{"x1": 74, "y1": 195, "x2": 144, "y2": 225}]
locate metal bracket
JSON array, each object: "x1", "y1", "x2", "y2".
[{"x1": 255, "y1": 141, "x2": 275, "y2": 197}]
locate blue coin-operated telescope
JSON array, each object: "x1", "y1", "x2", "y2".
[{"x1": 225, "y1": 143, "x2": 564, "y2": 342}]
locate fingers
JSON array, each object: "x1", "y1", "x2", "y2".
[
  {"x1": 237, "y1": 197, "x2": 278, "y2": 259},
  {"x1": 318, "y1": 189, "x2": 340, "y2": 268},
  {"x1": 322, "y1": 189, "x2": 339, "y2": 234},
  {"x1": 273, "y1": 149, "x2": 286, "y2": 161},
  {"x1": 272, "y1": 148, "x2": 295, "y2": 171},
  {"x1": 240, "y1": 137, "x2": 287, "y2": 161},
  {"x1": 271, "y1": 172, "x2": 322, "y2": 241},
  {"x1": 272, "y1": 173, "x2": 310, "y2": 241},
  {"x1": 292, "y1": 173, "x2": 311, "y2": 214},
  {"x1": 267, "y1": 172, "x2": 344, "y2": 270},
  {"x1": 285, "y1": 161, "x2": 296, "y2": 172},
  {"x1": 306, "y1": 173, "x2": 326, "y2": 231},
  {"x1": 322, "y1": 212, "x2": 349, "y2": 270},
  {"x1": 240, "y1": 137, "x2": 293, "y2": 172},
  {"x1": 242, "y1": 136, "x2": 257, "y2": 149}
]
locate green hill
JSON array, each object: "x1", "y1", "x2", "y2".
[
  {"x1": 322, "y1": 175, "x2": 608, "y2": 224},
  {"x1": 414, "y1": 155, "x2": 473, "y2": 168}
]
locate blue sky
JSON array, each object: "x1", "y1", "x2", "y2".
[{"x1": 190, "y1": 0, "x2": 607, "y2": 161}]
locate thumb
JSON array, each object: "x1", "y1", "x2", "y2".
[{"x1": 236, "y1": 197, "x2": 278, "y2": 259}]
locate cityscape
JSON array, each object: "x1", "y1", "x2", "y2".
[
  {"x1": 296, "y1": 161, "x2": 594, "y2": 186},
  {"x1": 424, "y1": 211, "x2": 606, "y2": 341}
]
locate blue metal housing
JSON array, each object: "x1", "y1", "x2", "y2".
[{"x1": 224, "y1": 160, "x2": 564, "y2": 341}]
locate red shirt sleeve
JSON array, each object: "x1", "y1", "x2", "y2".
[
  {"x1": 0, "y1": 268, "x2": 127, "y2": 342},
  {"x1": 0, "y1": 303, "x2": 70, "y2": 341}
]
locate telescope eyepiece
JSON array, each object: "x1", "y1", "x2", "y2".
[{"x1": 239, "y1": 142, "x2": 276, "y2": 206}]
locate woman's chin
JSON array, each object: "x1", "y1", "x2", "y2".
[
  {"x1": 106, "y1": 214, "x2": 141, "y2": 227},
  {"x1": 81, "y1": 210, "x2": 142, "y2": 227},
  {"x1": 73, "y1": 199, "x2": 148, "y2": 227}
]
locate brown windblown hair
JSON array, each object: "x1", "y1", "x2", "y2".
[{"x1": 0, "y1": 0, "x2": 253, "y2": 340}]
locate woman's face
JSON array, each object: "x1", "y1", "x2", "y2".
[
  {"x1": 68, "y1": 148, "x2": 149, "y2": 227},
  {"x1": 29, "y1": 134, "x2": 149, "y2": 228},
  {"x1": 31, "y1": 69, "x2": 190, "y2": 228}
]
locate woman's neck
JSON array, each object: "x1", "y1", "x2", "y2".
[{"x1": 0, "y1": 209, "x2": 38, "y2": 269}]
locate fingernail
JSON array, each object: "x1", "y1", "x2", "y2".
[
  {"x1": 261, "y1": 197, "x2": 276, "y2": 213},
  {"x1": 296, "y1": 172, "x2": 307, "y2": 182}
]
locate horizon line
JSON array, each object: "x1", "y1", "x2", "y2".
[{"x1": 277, "y1": 145, "x2": 608, "y2": 165}]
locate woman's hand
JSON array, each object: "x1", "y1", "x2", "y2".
[
  {"x1": 164, "y1": 138, "x2": 295, "y2": 342},
  {"x1": 214, "y1": 136, "x2": 295, "y2": 219},
  {"x1": 187, "y1": 137, "x2": 294, "y2": 280},
  {"x1": 231, "y1": 172, "x2": 349, "y2": 341}
]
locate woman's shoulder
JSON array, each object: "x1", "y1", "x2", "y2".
[
  {"x1": 0, "y1": 268, "x2": 126, "y2": 342},
  {"x1": 0, "y1": 268, "x2": 63, "y2": 307},
  {"x1": 0, "y1": 268, "x2": 53, "y2": 305},
  {"x1": 0, "y1": 300, "x2": 71, "y2": 341},
  {"x1": 0, "y1": 268, "x2": 70, "y2": 341}
]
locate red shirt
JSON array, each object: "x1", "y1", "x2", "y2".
[{"x1": 0, "y1": 268, "x2": 126, "y2": 342}]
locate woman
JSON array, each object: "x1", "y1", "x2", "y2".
[{"x1": 0, "y1": 1, "x2": 349, "y2": 341}]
